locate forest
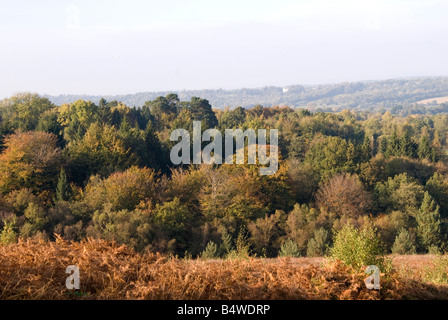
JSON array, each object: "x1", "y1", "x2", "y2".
[{"x1": 1, "y1": 92, "x2": 448, "y2": 260}]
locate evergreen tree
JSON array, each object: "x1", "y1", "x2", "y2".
[
  {"x1": 418, "y1": 133, "x2": 433, "y2": 161},
  {"x1": 399, "y1": 130, "x2": 415, "y2": 157},
  {"x1": 97, "y1": 98, "x2": 112, "y2": 125},
  {"x1": 391, "y1": 228, "x2": 416, "y2": 254},
  {"x1": 379, "y1": 136, "x2": 388, "y2": 156},
  {"x1": 143, "y1": 120, "x2": 165, "y2": 171},
  {"x1": 416, "y1": 192, "x2": 442, "y2": 252},
  {"x1": 55, "y1": 168, "x2": 71, "y2": 202},
  {"x1": 385, "y1": 129, "x2": 400, "y2": 158},
  {"x1": 360, "y1": 135, "x2": 372, "y2": 162}
]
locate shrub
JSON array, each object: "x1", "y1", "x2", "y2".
[
  {"x1": 330, "y1": 224, "x2": 390, "y2": 272},
  {"x1": 226, "y1": 230, "x2": 251, "y2": 259},
  {"x1": 0, "y1": 217, "x2": 17, "y2": 245},
  {"x1": 201, "y1": 241, "x2": 219, "y2": 259},
  {"x1": 279, "y1": 239, "x2": 300, "y2": 258},
  {"x1": 423, "y1": 255, "x2": 448, "y2": 284}
]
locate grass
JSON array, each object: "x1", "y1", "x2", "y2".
[{"x1": 1, "y1": 238, "x2": 448, "y2": 300}]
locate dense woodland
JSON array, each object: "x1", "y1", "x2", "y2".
[{"x1": 1, "y1": 92, "x2": 448, "y2": 258}]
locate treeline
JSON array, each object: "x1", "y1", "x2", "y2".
[
  {"x1": 1, "y1": 92, "x2": 448, "y2": 258},
  {"x1": 44, "y1": 77, "x2": 448, "y2": 111}
]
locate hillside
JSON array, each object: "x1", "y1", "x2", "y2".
[{"x1": 43, "y1": 77, "x2": 448, "y2": 110}]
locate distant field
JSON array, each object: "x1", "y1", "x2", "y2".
[
  {"x1": 1, "y1": 239, "x2": 448, "y2": 300},
  {"x1": 417, "y1": 96, "x2": 448, "y2": 104}
]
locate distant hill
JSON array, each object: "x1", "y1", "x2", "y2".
[{"x1": 43, "y1": 77, "x2": 448, "y2": 111}]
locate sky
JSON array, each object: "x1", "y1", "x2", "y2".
[{"x1": 1, "y1": 0, "x2": 448, "y2": 98}]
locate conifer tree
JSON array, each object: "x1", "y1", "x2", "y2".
[
  {"x1": 55, "y1": 168, "x2": 71, "y2": 202},
  {"x1": 416, "y1": 192, "x2": 442, "y2": 252}
]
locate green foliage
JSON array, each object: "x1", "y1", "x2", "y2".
[
  {"x1": 188, "y1": 97, "x2": 218, "y2": 128},
  {"x1": 418, "y1": 132, "x2": 435, "y2": 161},
  {"x1": 0, "y1": 217, "x2": 17, "y2": 245},
  {"x1": 279, "y1": 239, "x2": 301, "y2": 258},
  {"x1": 330, "y1": 224, "x2": 388, "y2": 272},
  {"x1": 426, "y1": 172, "x2": 448, "y2": 218},
  {"x1": 306, "y1": 228, "x2": 330, "y2": 257},
  {"x1": 374, "y1": 173, "x2": 424, "y2": 213},
  {"x1": 226, "y1": 230, "x2": 251, "y2": 259},
  {"x1": 219, "y1": 232, "x2": 233, "y2": 256},
  {"x1": 90, "y1": 203, "x2": 152, "y2": 251},
  {"x1": 21, "y1": 203, "x2": 48, "y2": 237},
  {"x1": 0, "y1": 93, "x2": 54, "y2": 131},
  {"x1": 416, "y1": 192, "x2": 442, "y2": 252},
  {"x1": 391, "y1": 228, "x2": 417, "y2": 255},
  {"x1": 423, "y1": 255, "x2": 448, "y2": 284},
  {"x1": 304, "y1": 135, "x2": 356, "y2": 179},
  {"x1": 201, "y1": 241, "x2": 219, "y2": 259},
  {"x1": 2, "y1": 91, "x2": 448, "y2": 257},
  {"x1": 0, "y1": 131, "x2": 62, "y2": 196},
  {"x1": 55, "y1": 168, "x2": 71, "y2": 202},
  {"x1": 67, "y1": 123, "x2": 138, "y2": 184}
]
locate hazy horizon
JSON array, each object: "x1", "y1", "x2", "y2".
[{"x1": 2, "y1": 0, "x2": 448, "y2": 99}]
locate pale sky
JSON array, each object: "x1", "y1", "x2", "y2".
[{"x1": 1, "y1": 0, "x2": 448, "y2": 98}]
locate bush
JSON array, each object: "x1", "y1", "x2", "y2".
[
  {"x1": 330, "y1": 224, "x2": 390, "y2": 272},
  {"x1": 0, "y1": 217, "x2": 17, "y2": 245},
  {"x1": 423, "y1": 255, "x2": 448, "y2": 284},
  {"x1": 279, "y1": 239, "x2": 300, "y2": 258},
  {"x1": 226, "y1": 230, "x2": 251, "y2": 259},
  {"x1": 201, "y1": 241, "x2": 219, "y2": 259}
]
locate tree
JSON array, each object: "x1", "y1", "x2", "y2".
[
  {"x1": 151, "y1": 198, "x2": 196, "y2": 255},
  {"x1": 374, "y1": 173, "x2": 424, "y2": 213},
  {"x1": 316, "y1": 173, "x2": 371, "y2": 217},
  {"x1": 21, "y1": 202, "x2": 48, "y2": 237},
  {"x1": 188, "y1": 97, "x2": 218, "y2": 128},
  {"x1": 304, "y1": 136, "x2": 356, "y2": 179},
  {"x1": 36, "y1": 109, "x2": 63, "y2": 141},
  {"x1": 360, "y1": 135, "x2": 372, "y2": 162},
  {"x1": 97, "y1": 98, "x2": 112, "y2": 125},
  {"x1": 67, "y1": 123, "x2": 138, "y2": 184},
  {"x1": 248, "y1": 211, "x2": 283, "y2": 256},
  {"x1": 391, "y1": 228, "x2": 416, "y2": 255},
  {"x1": 426, "y1": 173, "x2": 448, "y2": 218},
  {"x1": 58, "y1": 99, "x2": 98, "y2": 142},
  {"x1": 142, "y1": 120, "x2": 167, "y2": 171},
  {"x1": 82, "y1": 166, "x2": 161, "y2": 212},
  {"x1": 418, "y1": 129, "x2": 435, "y2": 161},
  {"x1": 0, "y1": 131, "x2": 61, "y2": 196},
  {"x1": 286, "y1": 160, "x2": 319, "y2": 204},
  {"x1": 416, "y1": 192, "x2": 442, "y2": 252},
  {"x1": 55, "y1": 168, "x2": 71, "y2": 202},
  {"x1": 399, "y1": 129, "x2": 416, "y2": 158},
  {"x1": 219, "y1": 106, "x2": 246, "y2": 129},
  {"x1": 90, "y1": 204, "x2": 152, "y2": 251},
  {"x1": 385, "y1": 129, "x2": 400, "y2": 158},
  {"x1": 306, "y1": 227, "x2": 329, "y2": 257},
  {"x1": 0, "y1": 93, "x2": 54, "y2": 131}
]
